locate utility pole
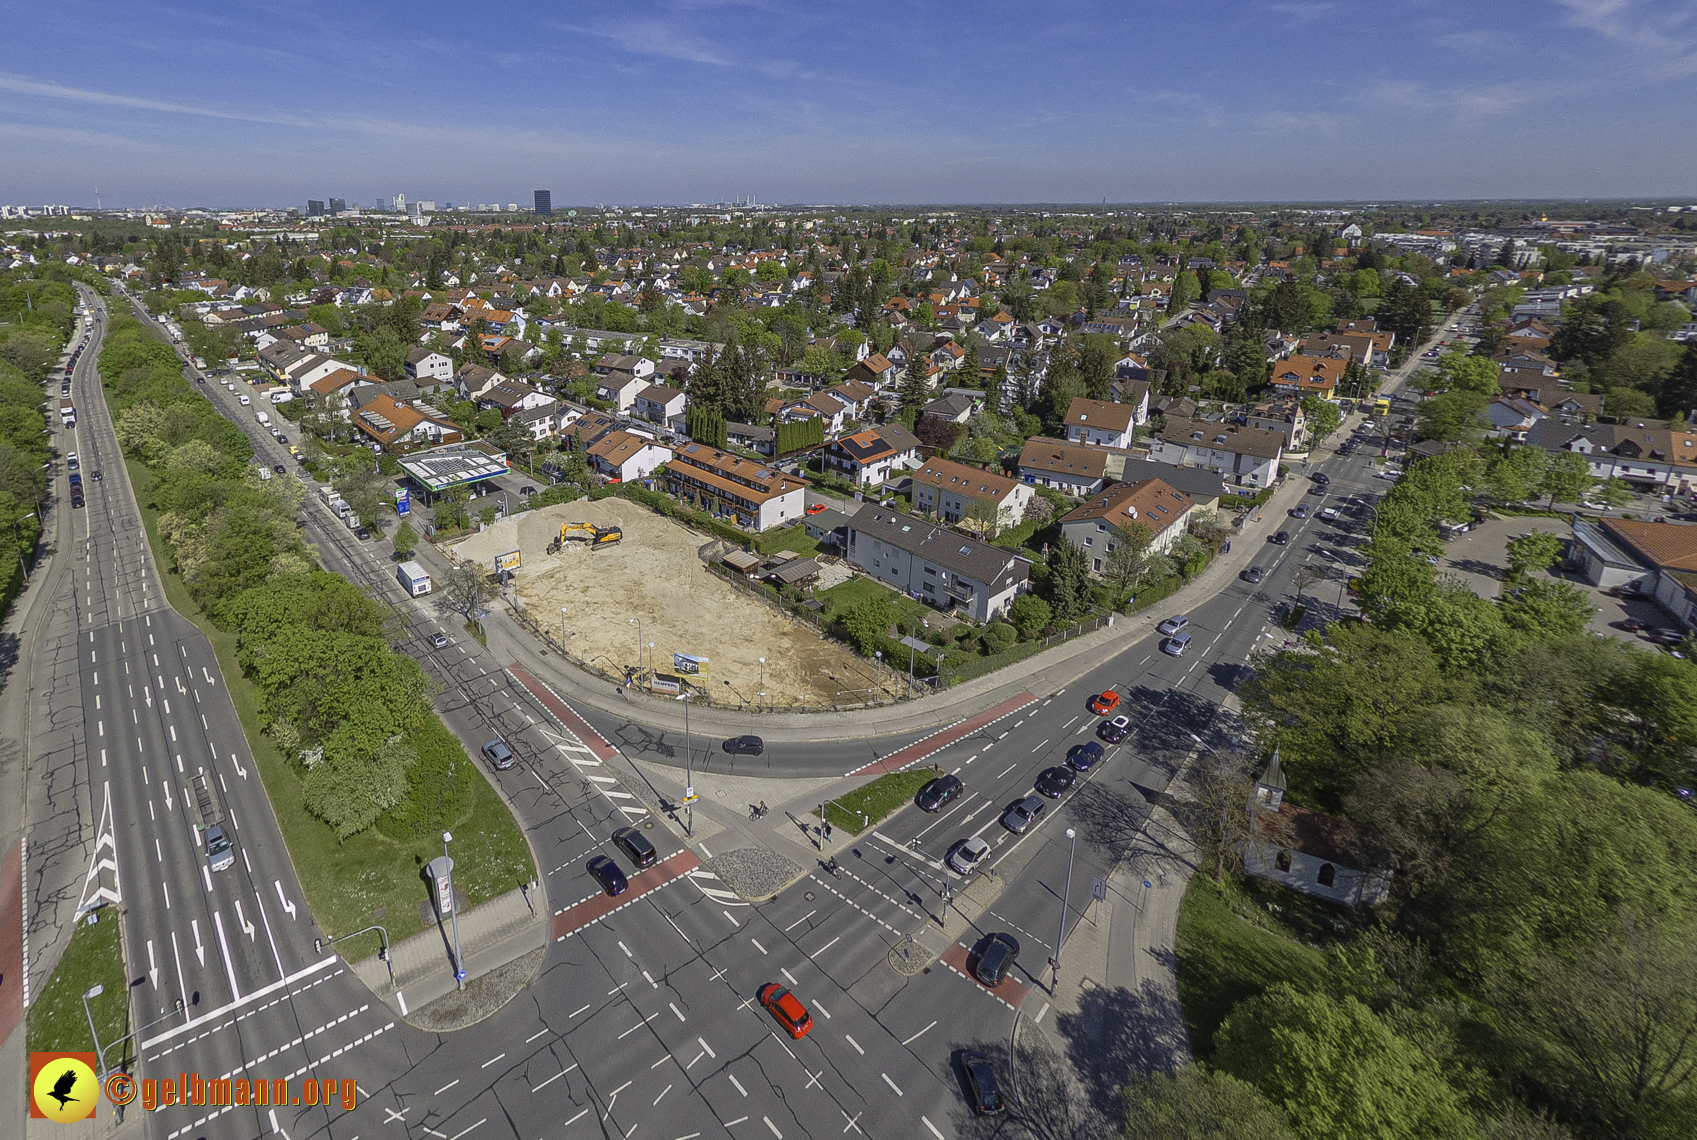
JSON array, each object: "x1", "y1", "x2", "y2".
[{"x1": 1050, "y1": 827, "x2": 1077, "y2": 994}]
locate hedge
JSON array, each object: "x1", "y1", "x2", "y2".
[{"x1": 375, "y1": 715, "x2": 477, "y2": 841}]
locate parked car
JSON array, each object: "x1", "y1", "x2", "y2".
[
  {"x1": 1290, "y1": 504, "x2": 1308, "y2": 519},
  {"x1": 612, "y1": 826, "x2": 658, "y2": 869},
  {"x1": 946, "y1": 836, "x2": 992, "y2": 875},
  {"x1": 916, "y1": 774, "x2": 964, "y2": 812},
  {"x1": 1066, "y1": 742, "x2": 1104, "y2": 771},
  {"x1": 1320, "y1": 508, "x2": 1340, "y2": 521},
  {"x1": 1089, "y1": 690, "x2": 1121, "y2": 715},
  {"x1": 757, "y1": 983, "x2": 814, "y2": 1039},
  {"x1": 722, "y1": 735, "x2": 764, "y2": 756},
  {"x1": 1271, "y1": 530, "x2": 1290, "y2": 545},
  {"x1": 273, "y1": 464, "x2": 287, "y2": 474},
  {"x1": 959, "y1": 1051, "x2": 1005, "y2": 1116},
  {"x1": 973, "y1": 933, "x2": 1020, "y2": 986},
  {"x1": 586, "y1": 854, "x2": 628, "y2": 897},
  {"x1": 1001, "y1": 795, "x2": 1046, "y2": 834},
  {"x1": 1156, "y1": 615, "x2": 1189, "y2": 636},
  {"x1": 481, "y1": 738, "x2": 516, "y2": 771},
  {"x1": 1098, "y1": 715, "x2": 1131, "y2": 743},
  {"x1": 1034, "y1": 766, "x2": 1076, "y2": 798}
]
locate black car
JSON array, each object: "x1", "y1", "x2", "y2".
[
  {"x1": 1066, "y1": 742, "x2": 1104, "y2": 772},
  {"x1": 722, "y1": 735, "x2": 764, "y2": 756},
  {"x1": 70, "y1": 494, "x2": 85, "y2": 509},
  {"x1": 520, "y1": 485, "x2": 537, "y2": 495},
  {"x1": 91, "y1": 470, "x2": 101, "y2": 481},
  {"x1": 612, "y1": 826, "x2": 657, "y2": 868},
  {"x1": 916, "y1": 774, "x2": 964, "y2": 812},
  {"x1": 355, "y1": 526, "x2": 372, "y2": 541},
  {"x1": 1271, "y1": 530, "x2": 1290, "y2": 545},
  {"x1": 1290, "y1": 504, "x2": 1308, "y2": 519},
  {"x1": 1244, "y1": 566, "x2": 1264, "y2": 584},
  {"x1": 275, "y1": 435, "x2": 289, "y2": 446},
  {"x1": 1034, "y1": 766, "x2": 1075, "y2": 798},
  {"x1": 587, "y1": 854, "x2": 628, "y2": 897},
  {"x1": 273, "y1": 464, "x2": 287, "y2": 474},
  {"x1": 1314, "y1": 472, "x2": 1331, "y2": 486},
  {"x1": 1098, "y1": 715, "x2": 1131, "y2": 743},
  {"x1": 959, "y1": 1051, "x2": 1005, "y2": 1116},
  {"x1": 974, "y1": 933, "x2": 1020, "y2": 986}
]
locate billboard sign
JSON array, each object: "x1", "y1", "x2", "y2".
[
  {"x1": 395, "y1": 487, "x2": 410, "y2": 516},
  {"x1": 672, "y1": 653, "x2": 709, "y2": 680},
  {"x1": 495, "y1": 549, "x2": 522, "y2": 573}
]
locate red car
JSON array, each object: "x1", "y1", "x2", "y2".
[
  {"x1": 806, "y1": 503, "x2": 828, "y2": 515},
  {"x1": 757, "y1": 983, "x2": 814, "y2": 1039},
  {"x1": 1089, "y1": 690, "x2": 1121, "y2": 715}
]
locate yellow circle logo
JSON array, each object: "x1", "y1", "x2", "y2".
[{"x1": 33, "y1": 1056, "x2": 99, "y2": 1123}]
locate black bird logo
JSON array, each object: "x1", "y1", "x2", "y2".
[{"x1": 47, "y1": 1067, "x2": 80, "y2": 1109}]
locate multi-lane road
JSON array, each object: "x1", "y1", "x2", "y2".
[{"x1": 31, "y1": 290, "x2": 1424, "y2": 1139}]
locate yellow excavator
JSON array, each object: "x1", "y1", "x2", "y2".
[{"x1": 547, "y1": 521, "x2": 623, "y2": 554}]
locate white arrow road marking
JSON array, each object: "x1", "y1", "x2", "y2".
[
  {"x1": 214, "y1": 910, "x2": 240, "y2": 999},
  {"x1": 275, "y1": 881, "x2": 296, "y2": 918},
  {"x1": 162, "y1": 782, "x2": 173, "y2": 812},
  {"x1": 267, "y1": 1108, "x2": 290, "y2": 1139},
  {"x1": 230, "y1": 751, "x2": 247, "y2": 779},
  {"x1": 192, "y1": 920, "x2": 206, "y2": 966},
  {"x1": 146, "y1": 939, "x2": 159, "y2": 988},
  {"x1": 235, "y1": 899, "x2": 256, "y2": 941}
]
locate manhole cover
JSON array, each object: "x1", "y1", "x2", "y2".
[{"x1": 804, "y1": 892, "x2": 815, "y2": 901}]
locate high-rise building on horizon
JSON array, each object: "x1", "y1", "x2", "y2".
[
  {"x1": 534, "y1": 189, "x2": 551, "y2": 216},
  {"x1": 328, "y1": 197, "x2": 346, "y2": 213},
  {"x1": 306, "y1": 199, "x2": 325, "y2": 217}
]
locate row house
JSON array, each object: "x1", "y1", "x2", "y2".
[
  {"x1": 1150, "y1": 418, "x2": 1285, "y2": 493},
  {"x1": 909, "y1": 457, "x2": 1033, "y2": 532},
  {"x1": 1017, "y1": 438, "x2": 1110, "y2": 497},
  {"x1": 1527, "y1": 420, "x2": 1697, "y2": 494},
  {"x1": 666, "y1": 443, "x2": 807, "y2": 531}
]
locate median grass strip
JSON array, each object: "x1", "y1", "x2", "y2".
[
  {"x1": 126, "y1": 460, "x2": 533, "y2": 941},
  {"x1": 28, "y1": 907, "x2": 130, "y2": 1064},
  {"x1": 816, "y1": 769, "x2": 938, "y2": 835},
  {"x1": 1174, "y1": 876, "x2": 1326, "y2": 1058}
]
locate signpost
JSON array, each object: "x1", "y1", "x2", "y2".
[{"x1": 494, "y1": 549, "x2": 522, "y2": 573}]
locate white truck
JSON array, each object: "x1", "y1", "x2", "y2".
[
  {"x1": 255, "y1": 410, "x2": 270, "y2": 426},
  {"x1": 397, "y1": 561, "x2": 432, "y2": 596}
]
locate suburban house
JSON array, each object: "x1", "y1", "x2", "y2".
[
  {"x1": 822, "y1": 423, "x2": 922, "y2": 485},
  {"x1": 909, "y1": 457, "x2": 1034, "y2": 533},
  {"x1": 508, "y1": 399, "x2": 562, "y2": 442},
  {"x1": 1137, "y1": 463, "x2": 1225, "y2": 521},
  {"x1": 1059, "y1": 478, "x2": 1196, "y2": 575},
  {"x1": 779, "y1": 391, "x2": 854, "y2": 435},
  {"x1": 1241, "y1": 397, "x2": 1309, "y2": 450},
  {"x1": 454, "y1": 364, "x2": 508, "y2": 400},
  {"x1": 350, "y1": 394, "x2": 464, "y2": 452},
  {"x1": 842, "y1": 353, "x2": 896, "y2": 390},
  {"x1": 1017, "y1": 438, "x2": 1110, "y2": 497},
  {"x1": 1486, "y1": 396, "x2": 1546, "y2": 441},
  {"x1": 666, "y1": 443, "x2": 809, "y2": 531},
  {"x1": 405, "y1": 347, "x2": 454, "y2": 382},
  {"x1": 726, "y1": 420, "x2": 776, "y2": 456},
  {"x1": 1062, "y1": 397, "x2": 1139, "y2": 449},
  {"x1": 478, "y1": 380, "x2": 554, "y2": 419},
  {"x1": 1528, "y1": 420, "x2": 1697, "y2": 494},
  {"x1": 920, "y1": 391, "x2": 979, "y2": 427},
  {"x1": 308, "y1": 367, "x2": 367, "y2": 407},
  {"x1": 1151, "y1": 418, "x2": 1285, "y2": 493},
  {"x1": 1242, "y1": 752, "x2": 1390, "y2": 908},
  {"x1": 843, "y1": 510, "x2": 1032, "y2": 623},
  {"x1": 633, "y1": 383, "x2": 687, "y2": 427},
  {"x1": 594, "y1": 353, "x2": 656, "y2": 412},
  {"x1": 586, "y1": 429, "x2": 672, "y2": 483},
  {"x1": 1269, "y1": 355, "x2": 1346, "y2": 399}
]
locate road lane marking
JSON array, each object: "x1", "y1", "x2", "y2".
[
  {"x1": 807, "y1": 937, "x2": 839, "y2": 960},
  {"x1": 480, "y1": 1052, "x2": 505, "y2": 1068},
  {"x1": 653, "y1": 1083, "x2": 672, "y2": 1105},
  {"x1": 881, "y1": 1073, "x2": 903, "y2": 1095},
  {"x1": 780, "y1": 968, "x2": 798, "y2": 986},
  {"x1": 698, "y1": 1037, "x2": 716, "y2": 1058},
  {"x1": 434, "y1": 1079, "x2": 459, "y2": 1095},
  {"x1": 764, "y1": 1117, "x2": 783, "y2": 1138},
  {"x1": 813, "y1": 1000, "x2": 829, "y2": 1019},
  {"x1": 526, "y1": 1028, "x2": 550, "y2": 1043},
  {"x1": 901, "y1": 1020, "x2": 936, "y2": 1045},
  {"x1": 750, "y1": 938, "x2": 767, "y2": 954},
  {"x1": 728, "y1": 1074, "x2": 748, "y2": 1097},
  {"x1": 783, "y1": 909, "x2": 816, "y2": 931},
  {"x1": 921, "y1": 1117, "x2": 946, "y2": 1140},
  {"x1": 844, "y1": 1035, "x2": 864, "y2": 1054},
  {"x1": 669, "y1": 1001, "x2": 686, "y2": 1021},
  {"x1": 531, "y1": 1064, "x2": 575, "y2": 1092}
]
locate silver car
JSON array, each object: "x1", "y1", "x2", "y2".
[
  {"x1": 1001, "y1": 795, "x2": 1046, "y2": 834},
  {"x1": 947, "y1": 836, "x2": 992, "y2": 875},
  {"x1": 1163, "y1": 631, "x2": 1194, "y2": 657},
  {"x1": 1156, "y1": 615, "x2": 1189, "y2": 636}
]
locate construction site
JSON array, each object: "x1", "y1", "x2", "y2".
[{"x1": 446, "y1": 500, "x2": 889, "y2": 707}]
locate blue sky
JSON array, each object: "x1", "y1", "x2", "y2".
[{"x1": 2, "y1": 0, "x2": 1693, "y2": 208}]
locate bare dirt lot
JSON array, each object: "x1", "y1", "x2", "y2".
[{"x1": 448, "y1": 500, "x2": 886, "y2": 706}]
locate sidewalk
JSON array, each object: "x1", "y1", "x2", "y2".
[
  {"x1": 464, "y1": 461, "x2": 1326, "y2": 750},
  {"x1": 343, "y1": 886, "x2": 545, "y2": 1025}
]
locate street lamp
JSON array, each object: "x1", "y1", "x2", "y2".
[
  {"x1": 14, "y1": 511, "x2": 36, "y2": 582},
  {"x1": 758, "y1": 657, "x2": 765, "y2": 712},
  {"x1": 1051, "y1": 828, "x2": 1078, "y2": 994},
  {"x1": 676, "y1": 690, "x2": 695, "y2": 837},
  {"x1": 874, "y1": 650, "x2": 883, "y2": 693},
  {"x1": 443, "y1": 831, "x2": 466, "y2": 990},
  {"x1": 560, "y1": 606, "x2": 568, "y2": 648},
  {"x1": 629, "y1": 617, "x2": 642, "y2": 686},
  {"x1": 81, "y1": 984, "x2": 106, "y2": 1082}
]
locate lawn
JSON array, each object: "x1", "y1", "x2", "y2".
[
  {"x1": 28, "y1": 907, "x2": 130, "y2": 1064},
  {"x1": 1174, "y1": 876, "x2": 1328, "y2": 1058},
  {"x1": 815, "y1": 770, "x2": 938, "y2": 836},
  {"x1": 127, "y1": 461, "x2": 534, "y2": 942},
  {"x1": 750, "y1": 523, "x2": 822, "y2": 558},
  {"x1": 817, "y1": 575, "x2": 931, "y2": 628}
]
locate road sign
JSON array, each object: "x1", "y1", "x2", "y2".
[
  {"x1": 495, "y1": 549, "x2": 522, "y2": 573},
  {"x1": 1091, "y1": 876, "x2": 1107, "y2": 902}
]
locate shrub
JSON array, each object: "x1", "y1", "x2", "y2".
[{"x1": 375, "y1": 717, "x2": 476, "y2": 840}]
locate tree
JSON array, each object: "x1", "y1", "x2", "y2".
[
  {"x1": 1299, "y1": 395, "x2": 1342, "y2": 443},
  {"x1": 962, "y1": 496, "x2": 1004, "y2": 540},
  {"x1": 1539, "y1": 450, "x2": 1593, "y2": 509},
  {"x1": 302, "y1": 738, "x2": 413, "y2": 841},
  {"x1": 913, "y1": 415, "x2": 960, "y2": 452},
  {"x1": 1120, "y1": 1065, "x2": 1298, "y2": 1140},
  {"x1": 440, "y1": 564, "x2": 489, "y2": 624},
  {"x1": 1008, "y1": 593, "x2": 1052, "y2": 637},
  {"x1": 1213, "y1": 986, "x2": 1479, "y2": 1140},
  {"x1": 1596, "y1": 477, "x2": 1634, "y2": 510},
  {"x1": 391, "y1": 519, "x2": 418, "y2": 561},
  {"x1": 1485, "y1": 445, "x2": 1550, "y2": 506},
  {"x1": 1505, "y1": 531, "x2": 1564, "y2": 580},
  {"x1": 1415, "y1": 390, "x2": 1488, "y2": 442},
  {"x1": 838, "y1": 595, "x2": 895, "y2": 655},
  {"x1": 1103, "y1": 520, "x2": 1152, "y2": 601},
  {"x1": 1022, "y1": 494, "x2": 1055, "y2": 530},
  {"x1": 1041, "y1": 539, "x2": 1093, "y2": 625},
  {"x1": 1434, "y1": 350, "x2": 1501, "y2": 396}
]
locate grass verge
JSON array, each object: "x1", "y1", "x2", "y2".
[
  {"x1": 28, "y1": 907, "x2": 130, "y2": 1063},
  {"x1": 1174, "y1": 876, "x2": 1327, "y2": 1059},
  {"x1": 816, "y1": 770, "x2": 938, "y2": 835},
  {"x1": 126, "y1": 460, "x2": 534, "y2": 941}
]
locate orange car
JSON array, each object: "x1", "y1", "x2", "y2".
[
  {"x1": 758, "y1": 983, "x2": 814, "y2": 1039},
  {"x1": 1089, "y1": 690, "x2": 1121, "y2": 715}
]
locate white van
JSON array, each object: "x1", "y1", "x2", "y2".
[{"x1": 255, "y1": 410, "x2": 270, "y2": 426}]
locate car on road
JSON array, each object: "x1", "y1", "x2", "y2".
[
  {"x1": 481, "y1": 738, "x2": 516, "y2": 770},
  {"x1": 70, "y1": 493, "x2": 84, "y2": 509},
  {"x1": 66, "y1": 453, "x2": 79, "y2": 470},
  {"x1": 275, "y1": 435, "x2": 289, "y2": 446},
  {"x1": 429, "y1": 632, "x2": 450, "y2": 648},
  {"x1": 1616, "y1": 618, "x2": 1650, "y2": 632},
  {"x1": 1271, "y1": 530, "x2": 1290, "y2": 545},
  {"x1": 1313, "y1": 472, "x2": 1330, "y2": 486},
  {"x1": 1657, "y1": 628, "x2": 1686, "y2": 645},
  {"x1": 204, "y1": 824, "x2": 235, "y2": 872},
  {"x1": 1098, "y1": 715, "x2": 1131, "y2": 743},
  {"x1": 273, "y1": 464, "x2": 287, "y2": 474},
  {"x1": 917, "y1": 774, "x2": 964, "y2": 812},
  {"x1": 1290, "y1": 504, "x2": 1308, "y2": 519},
  {"x1": 1035, "y1": 766, "x2": 1076, "y2": 798},
  {"x1": 1580, "y1": 500, "x2": 1610, "y2": 511},
  {"x1": 757, "y1": 983, "x2": 814, "y2": 1039},
  {"x1": 1001, "y1": 795, "x2": 1046, "y2": 834},
  {"x1": 947, "y1": 836, "x2": 992, "y2": 875},
  {"x1": 959, "y1": 1051, "x2": 1005, "y2": 1116},
  {"x1": 354, "y1": 526, "x2": 372, "y2": 541},
  {"x1": 973, "y1": 933, "x2": 1020, "y2": 986},
  {"x1": 612, "y1": 826, "x2": 658, "y2": 868},
  {"x1": 1089, "y1": 689, "x2": 1121, "y2": 715},
  {"x1": 1320, "y1": 508, "x2": 1340, "y2": 521},
  {"x1": 722, "y1": 735, "x2": 764, "y2": 756},
  {"x1": 91, "y1": 470, "x2": 101, "y2": 481},
  {"x1": 519, "y1": 485, "x2": 536, "y2": 495},
  {"x1": 1066, "y1": 741, "x2": 1104, "y2": 771},
  {"x1": 1243, "y1": 566, "x2": 1264, "y2": 584},
  {"x1": 1163, "y1": 631, "x2": 1194, "y2": 657},
  {"x1": 1156, "y1": 615, "x2": 1189, "y2": 636},
  {"x1": 586, "y1": 854, "x2": 628, "y2": 897}
]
